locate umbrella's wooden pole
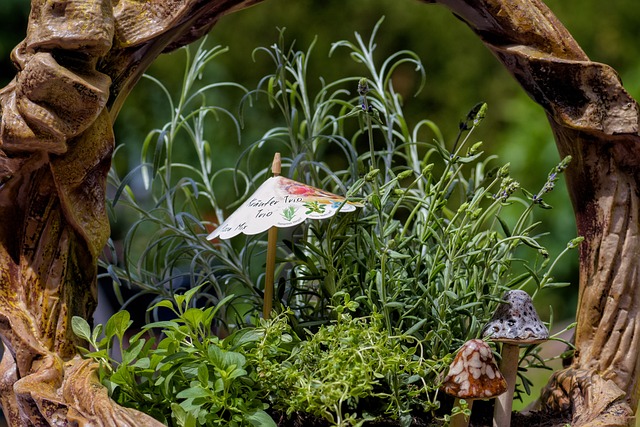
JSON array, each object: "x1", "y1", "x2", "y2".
[
  {"x1": 263, "y1": 153, "x2": 281, "y2": 319},
  {"x1": 263, "y1": 227, "x2": 278, "y2": 319}
]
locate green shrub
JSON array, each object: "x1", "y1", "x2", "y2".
[
  {"x1": 235, "y1": 296, "x2": 441, "y2": 426},
  {"x1": 73, "y1": 288, "x2": 276, "y2": 427},
  {"x1": 93, "y1": 19, "x2": 579, "y2": 426},
  {"x1": 73, "y1": 292, "x2": 440, "y2": 427}
]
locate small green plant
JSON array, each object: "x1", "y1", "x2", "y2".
[
  {"x1": 246, "y1": 297, "x2": 440, "y2": 427},
  {"x1": 72, "y1": 287, "x2": 276, "y2": 427},
  {"x1": 101, "y1": 40, "x2": 254, "y2": 326}
]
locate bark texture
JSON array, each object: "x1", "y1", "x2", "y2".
[
  {"x1": 0, "y1": 0, "x2": 262, "y2": 425},
  {"x1": 1, "y1": 0, "x2": 638, "y2": 426},
  {"x1": 424, "y1": 0, "x2": 640, "y2": 425}
]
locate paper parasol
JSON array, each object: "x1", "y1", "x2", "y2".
[{"x1": 207, "y1": 153, "x2": 361, "y2": 318}]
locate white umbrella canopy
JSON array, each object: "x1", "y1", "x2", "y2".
[
  {"x1": 207, "y1": 175, "x2": 360, "y2": 240},
  {"x1": 207, "y1": 153, "x2": 362, "y2": 318}
]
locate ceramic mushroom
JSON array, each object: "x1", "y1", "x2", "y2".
[
  {"x1": 482, "y1": 289, "x2": 549, "y2": 427},
  {"x1": 442, "y1": 339, "x2": 507, "y2": 427}
]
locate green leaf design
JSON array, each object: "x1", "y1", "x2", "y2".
[
  {"x1": 281, "y1": 206, "x2": 296, "y2": 221},
  {"x1": 303, "y1": 201, "x2": 326, "y2": 214}
]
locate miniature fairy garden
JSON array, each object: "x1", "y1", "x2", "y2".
[{"x1": 74, "y1": 21, "x2": 580, "y2": 426}]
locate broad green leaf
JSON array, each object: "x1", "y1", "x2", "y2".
[
  {"x1": 122, "y1": 339, "x2": 145, "y2": 365},
  {"x1": 110, "y1": 366, "x2": 135, "y2": 387},
  {"x1": 182, "y1": 308, "x2": 204, "y2": 329},
  {"x1": 132, "y1": 357, "x2": 151, "y2": 369},
  {"x1": 149, "y1": 299, "x2": 177, "y2": 313},
  {"x1": 90, "y1": 323, "x2": 104, "y2": 347},
  {"x1": 228, "y1": 329, "x2": 263, "y2": 348},
  {"x1": 71, "y1": 316, "x2": 92, "y2": 343},
  {"x1": 171, "y1": 403, "x2": 197, "y2": 427},
  {"x1": 227, "y1": 367, "x2": 248, "y2": 380},
  {"x1": 223, "y1": 351, "x2": 246, "y2": 370},
  {"x1": 197, "y1": 364, "x2": 209, "y2": 386},
  {"x1": 207, "y1": 344, "x2": 224, "y2": 367},
  {"x1": 105, "y1": 311, "x2": 132, "y2": 341},
  {"x1": 176, "y1": 386, "x2": 210, "y2": 399},
  {"x1": 246, "y1": 410, "x2": 277, "y2": 427},
  {"x1": 182, "y1": 284, "x2": 204, "y2": 308}
]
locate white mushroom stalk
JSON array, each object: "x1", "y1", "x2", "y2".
[
  {"x1": 482, "y1": 290, "x2": 549, "y2": 427},
  {"x1": 442, "y1": 339, "x2": 507, "y2": 427}
]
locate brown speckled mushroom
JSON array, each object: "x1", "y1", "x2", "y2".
[
  {"x1": 442, "y1": 339, "x2": 507, "y2": 427},
  {"x1": 482, "y1": 290, "x2": 549, "y2": 427}
]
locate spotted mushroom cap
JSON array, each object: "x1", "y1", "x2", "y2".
[
  {"x1": 482, "y1": 290, "x2": 549, "y2": 344},
  {"x1": 442, "y1": 339, "x2": 507, "y2": 399}
]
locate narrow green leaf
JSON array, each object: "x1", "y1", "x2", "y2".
[
  {"x1": 496, "y1": 216, "x2": 512, "y2": 237},
  {"x1": 385, "y1": 302, "x2": 405, "y2": 309},
  {"x1": 542, "y1": 282, "x2": 571, "y2": 289},
  {"x1": 403, "y1": 319, "x2": 427, "y2": 336}
]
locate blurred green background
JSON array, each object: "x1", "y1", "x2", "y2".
[{"x1": 1, "y1": 0, "x2": 639, "y2": 411}]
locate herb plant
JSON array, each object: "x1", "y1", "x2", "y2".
[
  {"x1": 73, "y1": 287, "x2": 276, "y2": 427},
  {"x1": 90, "y1": 18, "x2": 579, "y2": 426}
]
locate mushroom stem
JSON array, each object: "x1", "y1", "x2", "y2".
[
  {"x1": 493, "y1": 343, "x2": 519, "y2": 427},
  {"x1": 451, "y1": 398, "x2": 473, "y2": 427}
]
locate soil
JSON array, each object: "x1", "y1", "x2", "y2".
[
  {"x1": 271, "y1": 398, "x2": 572, "y2": 426},
  {"x1": 465, "y1": 400, "x2": 570, "y2": 427},
  {"x1": 274, "y1": 411, "x2": 570, "y2": 426}
]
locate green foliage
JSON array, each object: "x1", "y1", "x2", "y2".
[
  {"x1": 73, "y1": 293, "x2": 442, "y2": 426},
  {"x1": 102, "y1": 40, "x2": 255, "y2": 325},
  {"x1": 72, "y1": 287, "x2": 275, "y2": 427},
  {"x1": 263, "y1": 300, "x2": 439, "y2": 426},
  {"x1": 232, "y1": 20, "x2": 578, "y2": 356},
  {"x1": 97, "y1": 19, "x2": 580, "y2": 426}
]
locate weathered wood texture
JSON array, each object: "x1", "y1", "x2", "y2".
[
  {"x1": 0, "y1": 0, "x2": 261, "y2": 425},
  {"x1": 424, "y1": 0, "x2": 640, "y2": 425},
  {"x1": 0, "y1": 0, "x2": 638, "y2": 425}
]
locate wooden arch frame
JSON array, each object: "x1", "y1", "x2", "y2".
[{"x1": 0, "y1": 0, "x2": 637, "y2": 425}]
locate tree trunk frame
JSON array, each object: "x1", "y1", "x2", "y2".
[{"x1": 0, "y1": 0, "x2": 637, "y2": 425}]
